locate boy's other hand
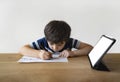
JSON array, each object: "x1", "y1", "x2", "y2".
[
  {"x1": 38, "y1": 50, "x2": 52, "y2": 60},
  {"x1": 59, "y1": 50, "x2": 74, "y2": 58}
]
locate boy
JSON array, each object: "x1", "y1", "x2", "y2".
[{"x1": 19, "y1": 20, "x2": 93, "y2": 60}]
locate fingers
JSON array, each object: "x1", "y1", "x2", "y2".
[
  {"x1": 59, "y1": 50, "x2": 69, "y2": 58},
  {"x1": 39, "y1": 50, "x2": 52, "y2": 60},
  {"x1": 59, "y1": 50, "x2": 74, "y2": 58},
  {"x1": 43, "y1": 54, "x2": 51, "y2": 60},
  {"x1": 43, "y1": 52, "x2": 52, "y2": 60},
  {"x1": 47, "y1": 52, "x2": 52, "y2": 58}
]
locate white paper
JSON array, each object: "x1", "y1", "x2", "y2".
[{"x1": 17, "y1": 54, "x2": 68, "y2": 63}]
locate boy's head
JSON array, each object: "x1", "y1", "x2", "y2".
[{"x1": 44, "y1": 20, "x2": 71, "y2": 44}]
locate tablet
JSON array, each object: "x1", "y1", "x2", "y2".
[{"x1": 88, "y1": 35, "x2": 116, "y2": 71}]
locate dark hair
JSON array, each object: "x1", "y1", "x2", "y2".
[{"x1": 44, "y1": 20, "x2": 71, "y2": 43}]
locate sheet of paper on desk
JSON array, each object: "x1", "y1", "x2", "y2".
[{"x1": 17, "y1": 54, "x2": 68, "y2": 63}]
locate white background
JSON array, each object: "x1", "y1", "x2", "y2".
[{"x1": 0, "y1": 0, "x2": 119, "y2": 53}]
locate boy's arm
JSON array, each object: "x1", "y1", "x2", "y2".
[
  {"x1": 19, "y1": 44, "x2": 40, "y2": 58},
  {"x1": 72, "y1": 42, "x2": 93, "y2": 56},
  {"x1": 19, "y1": 44, "x2": 52, "y2": 59},
  {"x1": 59, "y1": 42, "x2": 93, "y2": 57}
]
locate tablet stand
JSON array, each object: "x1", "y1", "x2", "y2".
[{"x1": 94, "y1": 60, "x2": 110, "y2": 71}]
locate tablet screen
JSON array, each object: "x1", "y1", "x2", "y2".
[{"x1": 88, "y1": 35, "x2": 115, "y2": 67}]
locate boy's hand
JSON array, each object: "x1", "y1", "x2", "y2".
[
  {"x1": 59, "y1": 50, "x2": 74, "y2": 58},
  {"x1": 38, "y1": 50, "x2": 52, "y2": 60}
]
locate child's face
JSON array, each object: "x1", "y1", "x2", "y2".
[{"x1": 47, "y1": 41, "x2": 66, "y2": 52}]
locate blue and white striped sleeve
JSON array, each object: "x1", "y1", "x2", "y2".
[
  {"x1": 72, "y1": 39, "x2": 81, "y2": 49},
  {"x1": 30, "y1": 41, "x2": 41, "y2": 50}
]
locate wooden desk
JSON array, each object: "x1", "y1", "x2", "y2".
[{"x1": 0, "y1": 53, "x2": 120, "y2": 82}]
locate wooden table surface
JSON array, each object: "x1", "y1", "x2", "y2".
[{"x1": 0, "y1": 53, "x2": 120, "y2": 82}]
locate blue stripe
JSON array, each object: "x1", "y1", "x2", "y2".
[
  {"x1": 73, "y1": 40, "x2": 77, "y2": 48},
  {"x1": 32, "y1": 42, "x2": 38, "y2": 50}
]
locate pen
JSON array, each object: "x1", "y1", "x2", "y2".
[{"x1": 40, "y1": 45, "x2": 53, "y2": 59}]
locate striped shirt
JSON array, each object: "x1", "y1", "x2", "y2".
[{"x1": 30, "y1": 37, "x2": 80, "y2": 53}]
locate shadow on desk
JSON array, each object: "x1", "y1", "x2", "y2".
[{"x1": 103, "y1": 53, "x2": 120, "y2": 73}]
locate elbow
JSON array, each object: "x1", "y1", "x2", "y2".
[
  {"x1": 19, "y1": 46, "x2": 25, "y2": 55},
  {"x1": 87, "y1": 45, "x2": 93, "y2": 54},
  {"x1": 19, "y1": 45, "x2": 29, "y2": 55},
  {"x1": 89, "y1": 45, "x2": 93, "y2": 50}
]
